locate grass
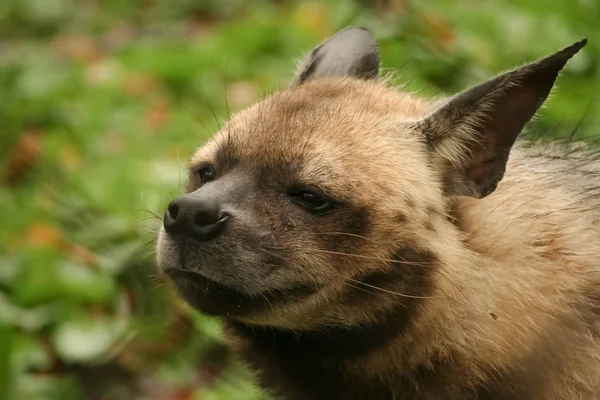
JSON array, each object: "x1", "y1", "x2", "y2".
[{"x1": 0, "y1": 0, "x2": 598, "y2": 398}]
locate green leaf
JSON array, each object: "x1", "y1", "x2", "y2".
[
  {"x1": 0, "y1": 324, "x2": 13, "y2": 400},
  {"x1": 12, "y1": 333, "x2": 52, "y2": 372},
  {"x1": 51, "y1": 317, "x2": 126, "y2": 364},
  {"x1": 56, "y1": 261, "x2": 116, "y2": 304},
  {"x1": 0, "y1": 292, "x2": 57, "y2": 331}
]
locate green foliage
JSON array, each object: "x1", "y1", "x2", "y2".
[{"x1": 0, "y1": 0, "x2": 598, "y2": 399}]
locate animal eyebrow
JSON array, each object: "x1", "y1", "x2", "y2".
[{"x1": 192, "y1": 142, "x2": 238, "y2": 172}]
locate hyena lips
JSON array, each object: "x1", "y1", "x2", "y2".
[{"x1": 156, "y1": 27, "x2": 600, "y2": 399}]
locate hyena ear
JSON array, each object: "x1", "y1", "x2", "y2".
[
  {"x1": 291, "y1": 27, "x2": 380, "y2": 85},
  {"x1": 416, "y1": 39, "x2": 587, "y2": 198}
]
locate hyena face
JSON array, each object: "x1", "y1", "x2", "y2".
[
  {"x1": 156, "y1": 81, "x2": 436, "y2": 321},
  {"x1": 156, "y1": 28, "x2": 586, "y2": 326}
]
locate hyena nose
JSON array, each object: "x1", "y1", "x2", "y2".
[{"x1": 163, "y1": 194, "x2": 229, "y2": 242}]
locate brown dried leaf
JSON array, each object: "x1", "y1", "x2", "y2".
[
  {"x1": 24, "y1": 223, "x2": 63, "y2": 249},
  {"x1": 293, "y1": 2, "x2": 332, "y2": 37},
  {"x1": 87, "y1": 305, "x2": 109, "y2": 318},
  {"x1": 50, "y1": 35, "x2": 103, "y2": 64},
  {"x1": 374, "y1": 0, "x2": 407, "y2": 12},
  {"x1": 4, "y1": 130, "x2": 44, "y2": 185},
  {"x1": 58, "y1": 143, "x2": 82, "y2": 170},
  {"x1": 145, "y1": 101, "x2": 172, "y2": 133},
  {"x1": 104, "y1": 21, "x2": 135, "y2": 49},
  {"x1": 84, "y1": 59, "x2": 123, "y2": 87},
  {"x1": 169, "y1": 389, "x2": 195, "y2": 400},
  {"x1": 184, "y1": 15, "x2": 215, "y2": 37},
  {"x1": 105, "y1": 131, "x2": 128, "y2": 154},
  {"x1": 22, "y1": 222, "x2": 98, "y2": 268},
  {"x1": 122, "y1": 73, "x2": 161, "y2": 96},
  {"x1": 65, "y1": 243, "x2": 98, "y2": 267},
  {"x1": 423, "y1": 11, "x2": 455, "y2": 44}
]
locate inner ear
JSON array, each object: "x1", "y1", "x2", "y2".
[
  {"x1": 416, "y1": 39, "x2": 587, "y2": 198},
  {"x1": 291, "y1": 27, "x2": 380, "y2": 86}
]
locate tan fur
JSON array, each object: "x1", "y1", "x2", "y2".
[
  {"x1": 351, "y1": 141, "x2": 600, "y2": 398},
  {"x1": 190, "y1": 79, "x2": 444, "y2": 327},
  {"x1": 153, "y1": 32, "x2": 600, "y2": 395},
  {"x1": 195, "y1": 77, "x2": 600, "y2": 398}
]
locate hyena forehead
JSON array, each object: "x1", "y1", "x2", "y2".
[
  {"x1": 197, "y1": 79, "x2": 433, "y2": 154},
  {"x1": 192, "y1": 79, "x2": 437, "y2": 201}
]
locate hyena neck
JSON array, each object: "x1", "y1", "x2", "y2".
[
  {"x1": 225, "y1": 315, "x2": 491, "y2": 399},
  {"x1": 222, "y1": 242, "x2": 449, "y2": 398},
  {"x1": 224, "y1": 320, "x2": 416, "y2": 399}
]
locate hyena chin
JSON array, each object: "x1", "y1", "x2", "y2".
[{"x1": 156, "y1": 27, "x2": 600, "y2": 399}]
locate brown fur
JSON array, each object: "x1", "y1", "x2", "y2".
[{"x1": 157, "y1": 28, "x2": 599, "y2": 399}]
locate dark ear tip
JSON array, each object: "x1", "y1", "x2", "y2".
[
  {"x1": 571, "y1": 38, "x2": 588, "y2": 51},
  {"x1": 531, "y1": 38, "x2": 588, "y2": 72},
  {"x1": 333, "y1": 26, "x2": 376, "y2": 39},
  {"x1": 355, "y1": 26, "x2": 373, "y2": 34},
  {"x1": 339, "y1": 26, "x2": 372, "y2": 33},
  {"x1": 560, "y1": 38, "x2": 588, "y2": 58}
]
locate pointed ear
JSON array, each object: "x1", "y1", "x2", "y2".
[
  {"x1": 415, "y1": 39, "x2": 587, "y2": 198},
  {"x1": 291, "y1": 27, "x2": 380, "y2": 85}
]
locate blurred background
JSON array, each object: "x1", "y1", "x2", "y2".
[{"x1": 0, "y1": 0, "x2": 598, "y2": 399}]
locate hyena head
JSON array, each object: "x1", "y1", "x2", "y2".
[{"x1": 156, "y1": 28, "x2": 586, "y2": 329}]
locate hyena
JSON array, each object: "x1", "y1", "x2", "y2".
[{"x1": 156, "y1": 27, "x2": 600, "y2": 399}]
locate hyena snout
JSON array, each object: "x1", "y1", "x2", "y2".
[{"x1": 163, "y1": 193, "x2": 229, "y2": 242}]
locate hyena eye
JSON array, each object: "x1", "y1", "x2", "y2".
[
  {"x1": 194, "y1": 165, "x2": 216, "y2": 184},
  {"x1": 289, "y1": 186, "x2": 332, "y2": 213}
]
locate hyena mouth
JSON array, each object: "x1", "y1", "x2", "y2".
[{"x1": 165, "y1": 268, "x2": 322, "y2": 317}]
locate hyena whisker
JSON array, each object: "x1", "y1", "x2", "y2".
[
  {"x1": 136, "y1": 212, "x2": 162, "y2": 224},
  {"x1": 141, "y1": 233, "x2": 158, "y2": 242},
  {"x1": 148, "y1": 273, "x2": 166, "y2": 287},
  {"x1": 255, "y1": 247, "x2": 288, "y2": 262},
  {"x1": 347, "y1": 278, "x2": 436, "y2": 299},
  {"x1": 151, "y1": 168, "x2": 173, "y2": 202},
  {"x1": 138, "y1": 249, "x2": 160, "y2": 260},
  {"x1": 140, "y1": 232, "x2": 157, "y2": 241},
  {"x1": 134, "y1": 238, "x2": 158, "y2": 254},
  {"x1": 143, "y1": 229, "x2": 159, "y2": 239},
  {"x1": 295, "y1": 248, "x2": 437, "y2": 267},
  {"x1": 133, "y1": 219, "x2": 159, "y2": 234},
  {"x1": 197, "y1": 85, "x2": 222, "y2": 132},
  {"x1": 140, "y1": 224, "x2": 159, "y2": 234},
  {"x1": 224, "y1": 60, "x2": 231, "y2": 120},
  {"x1": 344, "y1": 282, "x2": 378, "y2": 296},
  {"x1": 139, "y1": 190, "x2": 163, "y2": 219},
  {"x1": 185, "y1": 104, "x2": 214, "y2": 138},
  {"x1": 177, "y1": 146, "x2": 183, "y2": 197},
  {"x1": 260, "y1": 293, "x2": 276, "y2": 313},
  {"x1": 271, "y1": 206, "x2": 357, "y2": 220},
  {"x1": 271, "y1": 248, "x2": 459, "y2": 299},
  {"x1": 313, "y1": 231, "x2": 382, "y2": 245},
  {"x1": 138, "y1": 215, "x2": 162, "y2": 222}
]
